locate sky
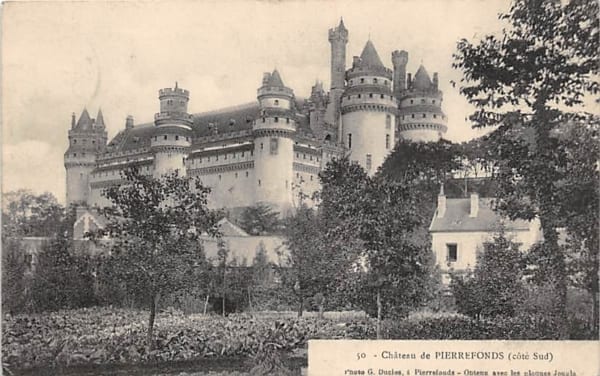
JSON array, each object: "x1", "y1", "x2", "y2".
[{"x1": 2, "y1": 0, "x2": 509, "y2": 204}]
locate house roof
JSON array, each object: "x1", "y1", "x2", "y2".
[
  {"x1": 430, "y1": 197, "x2": 531, "y2": 233},
  {"x1": 216, "y1": 218, "x2": 249, "y2": 237}
]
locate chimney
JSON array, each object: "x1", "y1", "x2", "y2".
[
  {"x1": 71, "y1": 112, "x2": 76, "y2": 129},
  {"x1": 432, "y1": 72, "x2": 439, "y2": 90},
  {"x1": 262, "y1": 72, "x2": 271, "y2": 85},
  {"x1": 125, "y1": 115, "x2": 134, "y2": 129},
  {"x1": 470, "y1": 192, "x2": 479, "y2": 218},
  {"x1": 407, "y1": 73, "x2": 412, "y2": 89},
  {"x1": 437, "y1": 184, "x2": 446, "y2": 218}
]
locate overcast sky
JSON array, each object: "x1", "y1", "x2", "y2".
[{"x1": 2, "y1": 0, "x2": 509, "y2": 204}]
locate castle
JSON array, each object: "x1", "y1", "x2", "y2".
[{"x1": 64, "y1": 20, "x2": 448, "y2": 214}]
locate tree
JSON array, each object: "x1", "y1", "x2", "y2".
[
  {"x1": 95, "y1": 168, "x2": 220, "y2": 348},
  {"x1": 239, "y1": 203, "x2": 281, "y2": 235},
  {"x1": 2, "y1": 190, "x2": 66, "y2": 238},
  {"x1": 30, "y1": 234, "x2": 96, "y2": 312},
  {"x1": 453, "y1": 0, "x2": 599, "y2": 336},
  {"x1": 451, "y1": 230, "x2": 525, "y2": 319},
  {"x1": 1, "y1": 237, "x2": 29, "y2": 314}
]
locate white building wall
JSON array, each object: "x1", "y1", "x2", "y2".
[
  {"x1": 254, "y1": 135, "x2": 295, "y2": 215},
  {"x1": 398, "y1": 129, "x2": 441, "y2": 142}
]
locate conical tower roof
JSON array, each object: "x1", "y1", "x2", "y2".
[
  {"x1": 359, "y1": 40, "x2": 385, "y2": 69},
  {"x1": 76, "y1": 108, "x2": 92, "y2": 130},
  {"x1": 267, "y1": 69, "x2": 285, "y2": 88},
  {"x1": 413, "y1": 65, "x2": 433, "y2": 90},
  {"x1": 95, "y1": 108, "x2": 105, "y2": 129},
  {"x1": 338, "y1": 18, "x2": 347, "y2": 33}
]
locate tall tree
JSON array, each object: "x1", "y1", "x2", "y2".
[
  {"x1": 95, "y1": 168, "x2": 220, "y2": 348},
  {"x1": 453, "y1": 0, "x2": 599, "y2": 336},
  {"x1": 2, "y1": 190, "x2": 66, "y2": 237}
]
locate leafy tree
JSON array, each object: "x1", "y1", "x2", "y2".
[
  {"x1": 452, "y1": 0, "x2": 599, "y2": 336},
  {"x1": 239, "y1": 202, "x2": 281, "y2": 235},
  {"x1": 451, "y1": 230, "x2": 525, "y2": 319},
  {"x1": 2, "y1": 190, "x2": 66, "y2": 237},
  {"x1": 1, "y1": 237, "x2": 30, "y2": 314},
  {"x1": 95, "y1": 168, "x2": 220, "y2": 348},
  {"x1": 30, "y1": 234, "x2": 96, "y2": 312}
]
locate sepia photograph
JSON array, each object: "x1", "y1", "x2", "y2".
[{"x1": 1, "y1": 0, "x2": 599, "y2": 375}]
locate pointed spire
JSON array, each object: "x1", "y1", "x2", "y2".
[
  {"x1": 76, "y1": 108, "x2": 92, "y2": 130},
  {"x1": 95, "y1": 108, "x2": 105, "y2": 129},
  {"x1": 413, "y1": 64, "x2": 433, "y2": 90},
  {"x1": 266, "y1": 69, "x2": 285, "y2": 87},
  {"x1": 338, "y1": 17, "x2": 347, "y2": 32},
  {"x1": 359, "y1": 40, "x2": 385, "y2": 69}
]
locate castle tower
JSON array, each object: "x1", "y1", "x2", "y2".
[
  {"x1": 308, "y1": 80, "x2": 328, "y2": 139},
  {"x1": 391, "y1": 50, "x2": 408, "y2": 98},
  {"x1": 341, "y1": 40, "x2": 397, "y2": 175},
  {"x1": 150, "y1": 83, "x2": 193, "y2": 177},
  {"x1": 64, "y1": 108, "x2": 108, "y2": 205},
  {"x1": 397, "y1": 65, "x2": 448, "y2": 142},
  {"x1": 253, "y1": 69, "x2": 296, "y2": 214},
  {"x1": 328, "y1": 19, "x2": 349, "y2": 134}
]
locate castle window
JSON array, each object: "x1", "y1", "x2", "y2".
[
  {"x1": 262, "y1": 118, "x2": 266, "y2": 123},
  {"x1": 270, "y1": 138, "x2": 278, "y2": 155},
  {"x1": 274, "y1": 117, "x2": 279, "y2": 123},
  {"x1": 235, "y1": 172, "x2": 238, "y2": 178},
  {"x1": 296, "y1": 153, "x2": 299, "y2": 158},
  {"x1": 303, "y1": 153, "x2": 306, "y2": 159},
  {"x1": 286, "y1": 118, "x2": 290, "y2": 123},
  {"x1": 433, "y1": 114, "x2": 437, "y2": 119},
  {"x1": 208, "y1": 156, "x2": 210, "y2": 162},
  {"x1": 186, "y1": 137, "x2": 189, "y2": 141},
  {"x1": 92, "y1": 140, "x2": 95, "y2": 144},
  {"x1": 380, "y1": 94, "x2": 384, "y2": 99},
  {"x1": 154, "y1": 136, "x2": 157, "y2": 141},
  {"x1": 246, "y1": 171, "x2": 249, "y2": 177},
  {"x1": 373, "y1": 78, "x2": 378, "y2": 84},
  {"x1": 386, "y1": 134, "x2": 390, "y2": 149},
  {"x1": 285, "y1": 180, "x2": 288, "y2": 188},
  {"x1": 386, "y1": 114, "x2": 391, "y2": 129},
  {"x1": 369, "y1": 93, "x2": 373, "y2": 98},
  {"x1": 411, "y1": 114, "x2": 415, "y2": 118},
  {"x1": 422, "y1": 113, "x2": 426, "y2": 118},
  {"x1": 216, "y1": 154, "x2": 219, "y2": 161},
  {"x1": 224, "y1": 154, "x2": 227, "y2": 160},
  {"x1": 350, "y1": 80, "x2": 353, "y2": 85},
  {"x1": 366, "y1": 154, "x2": 372, "y2": 171},
  {"x1": 251, "y1": 150, "x2": 254, "y2": 156},
  {"x1": 384, "y1": 80, "x2": 388, "y2": 86},
  {"x1": 258, "y1": 179, "x2": 261, "y2": 186},
  {"x1": 175, "y1": 135, "x2": 179, "y2": 140},
  {"x1": 73, "y1": 153, "x2": 77, "y2": 157},
  {"x1": 219, "y1": 175, "x2": 222, "y2": 180},
  {"x1": 241, "y1": 151, "x2": 245, "y2": 157},
  {"x1": 73, "y1": 139, "x2": 77, "y2": 144},
  {"x1": 274, "y1": 99, "x2": 279, "y2": 106},
  {"x1": 164, "y1": 135, "x2": 168, "y2": 140},
  {"x1": 310, "y1": 175, "x2": 313, "y2": 181},
  {"x1": 348, "y1": 133, "x2": 352, "y2": 149},
  {"x1": 447, "y1": 244, "x2": 458, "y2": 262},
  {"x1": 360, "y1": 78, "x2": 364, "y2": 83},
  {"x1": 310, "y1": 155, "x2": 313, "y2": 161},
  {"x1": 347, "y1": 96, "x2": 351, "y2": 100},
  {"x1": 233, "y1": 152, "x2": 236, "y2": 158},
  {"x1": 260, "y1": 143, "x2": 264, "y2": 150},
  {"x1": 432, "y1": 100, "x2": 436, "y2": 104},
  {"x1": 410, "y1": 99, "x2": 414, "y2": 104},
  {"x1": 296, "y1": 172, "x2": 300, "y2": 178},
  {"x1": 421, "y1": 99, "x2": 426, "y2": 104}
]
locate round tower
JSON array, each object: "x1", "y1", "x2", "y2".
[
  {"x1": 341, "y1": 40, "x2": 397, "y2": 174},
  {"x1": 253, "y1": 69, "x2": 296, "y2": 214},
  {"x1": 151, "y1": 83, "x2": 193, "y2": 177},
  {"x1": 64, "y1": 108, "x2": 107, "y2": 206},
  {"x1": 397, "y1": 65, "x2": 448, "y2": 142}
]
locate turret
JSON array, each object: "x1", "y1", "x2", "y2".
[
  {"x1": 64, "y1": 108, "x2": 108, "y2": 205},
  {"x1": 341, "y1": 40, "x2": 397, "y2": 175},
  {"x1": 397, "y1": 64, "x2": 448, "y2": 142},
  {"x1": 391, "y1": 50, "x2": 408, "y2": 98},
  {"x1": 328, "y1": 18, "x2": 348, "y2": 91},
  {"x1": 150, "y1": 83, "x2": 193, "y2": 177},
  {"x1": 253, "y1": 69, "x2": 296, "y2": 214}
]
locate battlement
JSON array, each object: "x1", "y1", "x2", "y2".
[
  {"x1": 154, "y1": 112, "x2": 194, "y2": 126},
  {"x1": 257, "y1": 86, "x2": 294, "y2": 98},
  {"x1": 328, "y1": 27, "x2": 349, "y2": 42},
  {"x1": 159, "y1": 87, "x2": 190, "y2": 98},
  {"x1": 346, "y1": 65, "x2": 393, "y2": 80},
  {"x1": 392, "y1": 50, "x2": 408, "y2": 66}
]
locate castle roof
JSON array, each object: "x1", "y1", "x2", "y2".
[
  {"x1": 413, "y1": 65, "x2": 433, "y2": 90},
  {"x1": 338, "y1": 18, "x2": 347, "y2": 33},
  {"x1": 105, "y1": 98, "x2": 311, "y2": 153},
  {"x1": 429, "y1": 197, "x2": 531, "y2": 233},
  {"x1": 96, "y1": 109, "x2": 105, "y2": 128},
  {"x1": 76, "y1": 108, "x2": 92, "y2": 130},
  {"x1": 359, "y1": 40, "x2": 385, "y2": 70},
  {"x1": 267, "y1": 69, "x2": 285, "y2": 88}
]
